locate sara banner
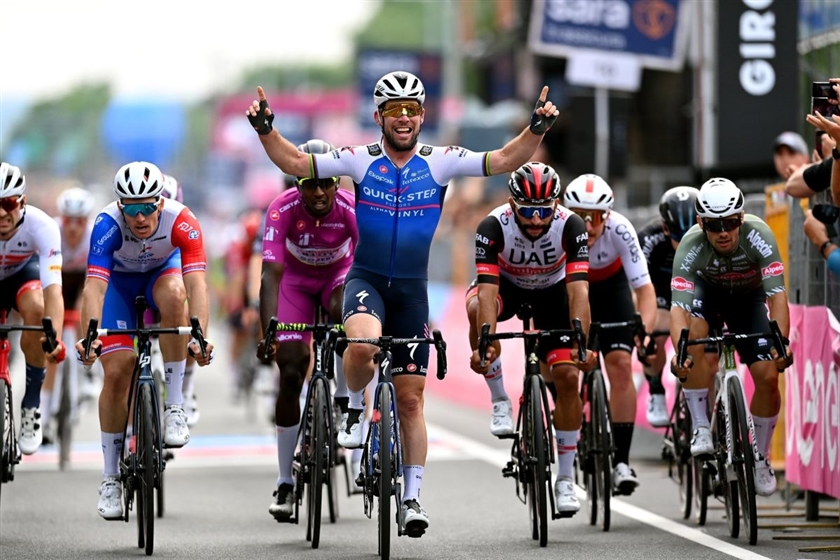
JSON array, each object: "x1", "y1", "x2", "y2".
[
  {"x1": 785, "y1": 304, "x2": 840, "y2": 499},
  {"x1": 527, "y1": 0, "x2": 690, "y2": 70}
]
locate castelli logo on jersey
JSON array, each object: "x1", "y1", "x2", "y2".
[
  {"x1": 762, "y1": 261, "x2": 784, "y2": 277},
  {"x1": 297, "y1": 220, "x2": 306, "y2": 230},
  {"x1": 671, "y1": 277, "x2": 694, "y2": 291},
  {"x1": 269, "y1": 210, "x2": 280, "y2": 221},
  {"x1": 379, "y1": 165, "x2": 388, "y2": 174}
]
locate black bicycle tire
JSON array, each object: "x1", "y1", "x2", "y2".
[
  {"x1": 138, "y1": 383, "x2": 156, "y2": 556},
  {"x1": 309, "y1": 379, "x2": 327, "y2": 549},
  {"x1": 592, "y1": 370, "x2": 612, "y2": 532},
  {"x1": 694, "y1": 456, "x2": 709, "y2": 525},
  {"x1": 0, "y1": 379, "x2": 8, "y2": 502},
  {"x1": 57, "y1": 358, "x2": 73, "y2": 471},
  {"x1": 524, "y1": 397, "x2": 539, "y2": 540},
  {"x1": 377, "y1": 383, "x2": 392, "y2": 560},
  {"x1": 580, "y1": 373, "x2": 598, "y2": 526},
  {"x1": 717, "y1": 392, "x2": 740, "y2": 539},
  {"x1": 676, "y1": 389, "x2": 693, "y2": 519},
  {"x1": 529, "y1": 376, "x2": 549, "y2": 547},
  {"x1": 729, "y1": 381, "x2": 758, "y2": 545}
]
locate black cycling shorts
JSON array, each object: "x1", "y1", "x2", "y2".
[
  {"x1": 589, "y1": 272, "x2": 636, "y2": 355},
  {"x1": 0, "y1": 257, "x2": 41, "y2": 312}
]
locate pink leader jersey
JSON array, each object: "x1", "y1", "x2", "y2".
[{"x1": 261, "y1": 188, "x2": 358, "y2": 276}]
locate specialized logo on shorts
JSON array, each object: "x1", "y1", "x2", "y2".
[
  {"x1": 762, "y1": 261, "x2": 784, "y2": 277},
  {"x1": 671, "y1": 276, "x2": 694, "y2": 291},
  {"x1": 269, "y1": 210, "x2": 280, "y2": 221},
  {"x1": 356, "y1": 290, "x2": 369, "y2": 304},
  {"x1": 408, "y1": 341, "x2": 419, "y2": 360}
]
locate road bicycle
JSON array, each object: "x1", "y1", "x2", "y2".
[
  {"x1": 260, "y1": 305, "x2": 345, "y2": 549},
  {"x1": 576, "y1": 313, "x2": 647, "y2": 532},
  {"x1": 48, "y1": 309, "x2": 82, "y2": 471},
  {"x1": 675, "y1": 322, "x2": 786, "y2": 546},
  {"x1": 326, "y1": 329, "x2": 447, "y2": 560},
  {"x1": 477, "y1": 304, "x2": 586, "y2": 548},
  {"x1": 82, "y1": 296, "x2": 207, "y2": 556},
  {"x1": 0, "y1": 309, "x2": 59, "y2": 511}
]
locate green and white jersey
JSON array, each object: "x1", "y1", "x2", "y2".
[{"x1": 670, "y1": 214, "x2": 786, "y2": 312}]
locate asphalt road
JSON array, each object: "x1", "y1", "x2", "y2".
[{"x1": 0, "y1": 327, "x2": 834, "y2": 560}]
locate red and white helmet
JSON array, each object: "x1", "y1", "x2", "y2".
[{"x1": 563, "y1": 173, "x2": 614, "y2": 211}]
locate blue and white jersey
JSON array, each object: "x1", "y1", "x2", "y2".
[{"x1": 312, "y1": 142, "x2": 490, "y2": 280}]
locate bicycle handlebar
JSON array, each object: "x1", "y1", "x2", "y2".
[
  {"x1": 260, "y1": 317, "x2": 347, "y2": 375},
  {"x1": 477, "y1": 319, "x2": 587, "y2": 369},
  {"x1": 1, "y1": 317, "x2": 59, "y2": 354},
  {"x1": 82, "y1": 317, "x2": 206, "y2": 360},
  {"x1": 325, "y1": 329, "x2": 449, "y2": 380},
  {"x1": 674, "y1": 320, "x2": 787, "y2": 382}
]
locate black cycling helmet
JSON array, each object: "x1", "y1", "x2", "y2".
[
  {"x1": 508, "y1": 162, "x2": 561, "y2": 204},
  {"x1": 296, "y1": 139, "x2": 336, "y2": 181},
  {"x1": 659, "y1": 186, "x2": 700, "y2": 241}
]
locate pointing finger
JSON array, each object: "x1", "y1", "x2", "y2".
[
  {"x1": 539, "y1": 85, "x2": 548, "y2": 102},
  {"x1": 257, "y1": 86, "x2": 266, "y2": 101}
]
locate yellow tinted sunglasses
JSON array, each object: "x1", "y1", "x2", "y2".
[{"x1": 380, "y1": 102, "x2": 422, "y2": 119}]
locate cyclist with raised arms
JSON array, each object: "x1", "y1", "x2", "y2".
[
  {"x1": 42, "y1": 186, "x2": 96, "y2": 441},
  {"x1": 0, "y1": 162, "x2": 67, "y2": 455},
  {"x1": 76, "y1": 161, "x2": 215, "y2": 520},
  {"x1": 636, "y1": 186, "x2": 699, "y2": 427},
  {"x1": 670, "y1": 177, "x2": 793, "y2": 497},
  {"x1": 466, "y1": 162, "x2": 596, "y2": 514},
  {"x1": 563, "y1": 174, "x2": 657, "y2": 495},
  {"x1": 246, "y1": 71, "x2": 559, "y2": 536},
  {"x1": 256, "y1": 139, "x2": 358, "y2": 521}
]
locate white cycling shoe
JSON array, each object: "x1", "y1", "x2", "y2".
[
  {"x1": 690, "y1": 426, "x2": 714, "y2": 457},
  {"x1": 754, "y1": 456, "x2": 777, "y2": 497},
  {"x1": 554, "y1": 477, "x2": 581, "y2": 514},
  {"x1": 98, "y1": 477, "x2": 124, "y2": 520},
  {"x1": 337, "y1": 408, "x2": 364, "y2": 449},
  {"x1": 490, "y1": 398, "x2": 514, "y2": 437},
  {"x1": 163, "y1": 405, "x2": 190, "y2": 448},
  {"x1": 401, "y1": 499, "x2": 429, "y2": 538},
  {"x1": 613, "y1": 462, "x2": 639, "y2": 495},
  {"x1": 646, "y1": 394, "x2": 670, "y2": 428},
  {"x1": 19, "y1": 407, "x2": 43, "y2": 455}
]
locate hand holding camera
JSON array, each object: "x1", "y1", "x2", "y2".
[{"x1": 808, "y1": 80, "x2": 840, "y2": 159}]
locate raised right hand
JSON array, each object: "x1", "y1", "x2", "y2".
[{"x1": 246, "y1": 86, "x2": 275, "y2": 135}]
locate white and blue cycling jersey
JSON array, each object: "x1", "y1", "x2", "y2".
[{"x1": 311, "y1": 142, "x2": 490, "y2": 281}]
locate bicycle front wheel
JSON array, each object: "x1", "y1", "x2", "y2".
[
  {"x1": 376, "y1": 383, "x2": 392, "y2": 560},
  {"x1": 674, "y1": 388, "x2": 693, "y2": 519},
  {"x1": 729, "y1": 380, "x2": 758, "y2": 545},
  {"x1": 308, "y1": 378, "x2": 327, "y2": 549},
  {"x1": 57, "y1": 359, "x2": 74, "y2": 471},
  {"x1": 716, "y1": 391, "x2": 740, "y2": 539},
  {"x1": 137, "y1": 383, "x2": 156, "y2": 556},
  {"x1": 591, "y1": 370, "x2": 612, "y2": 532},
  {"x1": 527, "y1": 375, "x2": 549, "y2": 547},
  {"x1": 0, "y1": 379, "x2": 9, "y2": 504}
]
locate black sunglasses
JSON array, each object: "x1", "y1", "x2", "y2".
[{"x1": 702, "y1": 217, "x2": 741, "y2": 233}]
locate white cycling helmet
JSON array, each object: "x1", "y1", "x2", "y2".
[
  {"x1": 57, "y1": 187, "x2": 96, "y2": 218},
  {"x1": 113, "y1": 161, "x2": 165, "y2": 199},
  {"x1": 373, "y1": 71, "x2": 426, "y2": 107},
  {"x1": 563, "y1": 173, "x2": 615, "y2": 211},
  {"x1": 695, "y1": 177, "x2": 744, "y2": 218},
  {"x1": 161, "y1": 174, "x2": 183, "y2": 203},
  {"x1": 0, "y1": 162, "x2": 26, "y2": 198}
]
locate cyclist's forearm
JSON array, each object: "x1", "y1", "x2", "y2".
[
  {"x1": 635, "y1": 283, "x2": 658, "y2": 335},
  {"x1": 184, "y1": 273, "x2": 211, "y2": 335},
  {"x1": 43, "y1": 283, "x2": 65, "y2": 340},
  {"x1": 80, "y1": 277, "x2": 107, "y2": 334},
  {"x1": 259, "y1": 263, "x2": 282, "y2": 333},
  {"x1": 260, "y1": 131, "x2": 312, "y2": 178},
  {"x1": 767, "y1": 292, "x2": 790, "y2": 338},
  {"x1": 487, "y1": 127, "x2": 544, "y2": 176},
  {"x1": 476, "y1": 283, "x2": 499, "y2": 336},
  {"x1": 566, "y1": 280, "x2": 591, "y2": 334},
  {"x1": 669, "y1": 305, "x2": 691, "y2": 347}
]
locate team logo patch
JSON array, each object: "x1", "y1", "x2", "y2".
[
  {"x1": 671, "y1": 277, "x2": 694, "y2": 291},
  {"x1": 367, "y1": 144, "x2": 382, "y2": 156},
  {"x1": 419, "y1": 145, "x2": 433, "y2": 156},
  {"x1": 762, "y1": 261, "x2": 784, "y2": 277},
  {"x1": 188, "y1": 230, "x2": 199, "y2": 239},
  {"x1": 297, "y1": 220, "x2": 306, "y2": 231},
  {"x1": 269, "y1": 210, "x2": 280, "y2": 221},
  {"x1": 379, "y1": 165, "x2": 388, "y2": 174}
]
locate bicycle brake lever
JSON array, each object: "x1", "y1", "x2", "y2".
[
  {"x1": 478, "y1": 323, "x2": 490, "y2": 369},
  {"x1": 41, "y1": 317, "x2": 58, "y2": 353},
  {"x1": 84, "y1": 318, "x2": 99, "y2": 360},
  {"x1": 262, "y1": 317, "x2": 279, "y2": 362},
  {"x1": 571, "y1": 319, "x2": 586, "y2": 363},
  {"x1": 189, "y1": 316, "x2": 208, "y2": 357},
  {"x1": 433, "y1": 329, "x2": 447, "y2": 380}
]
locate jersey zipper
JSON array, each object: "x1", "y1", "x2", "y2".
[{"x1": 387, "y1": 166, "x2": 402, "y2": 287}]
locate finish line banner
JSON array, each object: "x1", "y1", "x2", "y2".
[
  {"x1": 528, "y1": 0, "x2": 689, "y2": 70},
  {"x1": 785, "y1": 304, "x2": 840, "y2": 500}
]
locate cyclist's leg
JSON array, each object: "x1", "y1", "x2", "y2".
[
  {"x1": 590, "y1": 276, "x2": 639, "y2": 491},
  {"x1": 465, "y1": 277, "x2": 515, "y2": 435},
  {"x1": 339, "y1": 272, "x2": 384, "y2": 448},
  {"x1": 15, "y1": 268, "x2": 52, "y2": 455},
  {"x1": 644, "y1": 305, "x2": 671, "y2": 427},
  {"x1": 149, "y1": 256, "x2": 190, "y2": 447},
  {"x1": 725, "y1": 290, "x2": 780, "y2": 496},
  {"x1": 388, "y1": 277, "x2": 431, "y2": 534}
]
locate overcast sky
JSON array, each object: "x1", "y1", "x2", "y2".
[{"x1": 2, "y1": 0, "x2": 380, "y2": 102}]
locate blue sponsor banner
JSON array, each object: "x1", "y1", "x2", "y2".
[
  {"x1": 528, "y1": 0, "x2": 689, "y2": 70},
  {"x1": 356, "y1": 49, "x2": 441, "y2": 132}
]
